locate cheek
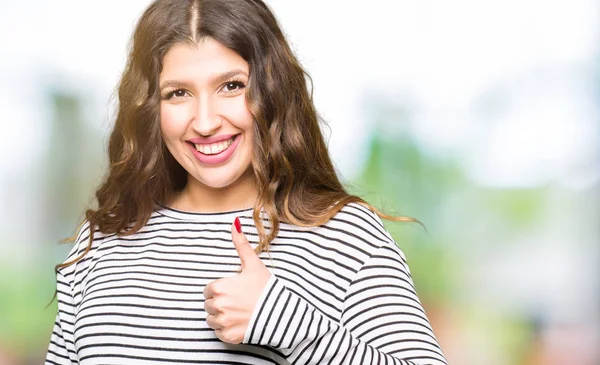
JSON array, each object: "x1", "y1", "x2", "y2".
[
  {"x1": 160, "y1": 104, "x2": 191, "y2": 139},
  {"x1": 221, "y1": 98, "x2": 254, "y2": 130}
]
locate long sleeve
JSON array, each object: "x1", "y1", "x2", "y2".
[
  {"x1": 45, "y1": 270, "x2": 79, "y2": 365},
  {"x1": 243, "y1": 244, "x2": 447, "y2": 365}
]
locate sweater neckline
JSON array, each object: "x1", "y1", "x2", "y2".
[{"x1": 154, "y1": 203, "x2": 255, "y2": 222}]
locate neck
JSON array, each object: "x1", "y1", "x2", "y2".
[{"x1": 170, "y1": 168, "x2": 259, "y2": 213}]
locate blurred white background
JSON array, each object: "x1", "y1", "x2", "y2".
[{"x1": 1, "y1": 1, "x2": 598, "y2": 364}]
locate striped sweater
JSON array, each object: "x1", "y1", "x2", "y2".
[{"x1": 45, "y1": 202, "x2": 447, "y2": 364}]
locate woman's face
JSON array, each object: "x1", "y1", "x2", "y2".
[{"x1": 159, "y1": 38, "x2": 254, "y2": 191}]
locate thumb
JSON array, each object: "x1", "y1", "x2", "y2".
[{"x1": 232, "y1": 217, "x2": 260, "y2": 270}]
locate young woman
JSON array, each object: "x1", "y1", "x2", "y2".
[{"x1": 45, "y1": 0, "x2": 447, "y2": 364}]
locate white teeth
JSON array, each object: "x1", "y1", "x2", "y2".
[{"x1": 194, "y1": 137, "x2": 235, "y2": 155}]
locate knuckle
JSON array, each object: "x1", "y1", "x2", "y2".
[
  {"x1": 210, "y1": 282, "x2": 222, "y2": 295},
  {"x1": 203, "y1": 283, "x2": 212, "y2": 297},
  {"x1": 212, "y1": 297, "x2": 223, "y2": 312},
  {"x1": 220, "y1": 328, "x2": 232, "y2": 343},
  {"x1": 206, "y1": 314, "x2": 215, "y2": 329},
  {"x1": 203, "y1": 299, "x2": 213, "y2": 313},
  {"x1": 221, "y1": 328, "x2": 241, "y2": 344},
  {"x1": 217, "y1": 313, "x2": 228, "y2": 327}
]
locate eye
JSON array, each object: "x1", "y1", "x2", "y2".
[
  {"x1": 221, "y1": 81, "x2": 246, "y2": 94},
  {"x1": 162, "y1": 88, "x2": 189, "y2": 100}
]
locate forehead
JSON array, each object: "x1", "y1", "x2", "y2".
[{"x1": 160, "y1": 38, "x2": 248, "y2": 80}]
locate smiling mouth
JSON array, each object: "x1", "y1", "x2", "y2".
[{"x1": 188, "y1": 134, "x2": 240, "y2": 155}]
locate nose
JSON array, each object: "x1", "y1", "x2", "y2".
[{"x1": 191, "y1": 95, "x2": 222, "y2": 136}]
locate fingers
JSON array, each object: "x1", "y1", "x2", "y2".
[
  {"x1": 206, "y1": 313, "x2": 221, "y2": 330},
  {"x1": 206, "y1": 311, "x2": 243, "y2": 344},
  {"x1": 204, "y1": 298, "x2": 217, "y2": 315},
  {"x1": 205, "y1": 294, "x2": 224, "y2": 330},
  {"x1": 203, "y1": 279, "x2": 224, "y2": 299},
  {"x1": 203, "y1": 279, "x2": 253, "y2": 344},
  {"x1": 203, "y1": 282, "x2": 214, "y2": 299},
  {"x1": 214, "y1": 327, "x2": 245, "y2": 344}
]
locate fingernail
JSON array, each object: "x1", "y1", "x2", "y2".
[{"x1": 234, "y1": 217, "x2": 242, "y2": 233}]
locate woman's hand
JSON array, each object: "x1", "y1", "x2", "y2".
[{"x1": 203, "y1": 217, "x2": 271, "y2": 344}]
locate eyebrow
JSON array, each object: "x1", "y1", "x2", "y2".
[{"x1": 159, "y1": 69, "x2": 248, "y2": 90}]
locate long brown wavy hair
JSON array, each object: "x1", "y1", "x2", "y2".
[{"x1": 55, "y1": 0, "x2": 417, "y2": 279}]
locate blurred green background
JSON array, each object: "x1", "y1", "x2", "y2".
[{"x1": 1, "y1": 1, "x2": 598, "y2": 364}]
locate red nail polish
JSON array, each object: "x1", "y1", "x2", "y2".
[{"x1": 234, "y1": 217, "x2": 242, "y2": 233}]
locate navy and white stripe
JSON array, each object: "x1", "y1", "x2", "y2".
[{"x1": 46, "y1": 202, "x2": 447, "y2": 364}]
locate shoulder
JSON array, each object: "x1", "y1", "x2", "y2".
[
  {"x1": 330, "y1": 202, "x2": 395, "y2": 243},
  {"x1": 272, "y1": 201, "x2": 400, "y2": 276},
  {"x1": 319, "y1": 202, "x2": 400, "y2": 263},
  {"x1": 330, "y1": 203, "x2": 414, "y2": 282},
  {"x1": 58, "y1": 219, "x2": 110, "y2": 277},
  {"x1": 333, "y1": 202, "x2": 393, "y2": 239}
]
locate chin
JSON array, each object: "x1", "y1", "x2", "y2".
[
  {"x1": 202, "y1": 180, "x2": 237, "y2": 189},
  {"x1": 193, "y1": 171, "x2": 246, "y2": 190}
]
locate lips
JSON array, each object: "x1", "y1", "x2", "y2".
[
  {"x1": 191, "y1": 134, "x2": 239, "y2": 155},
  {"x1": 186, "y1": 133, "x2": 241, "y2": 165}
]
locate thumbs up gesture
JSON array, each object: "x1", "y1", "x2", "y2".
[{"x1": 203, "y1": 217, "x2": 272, "y2": 344}]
